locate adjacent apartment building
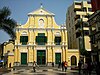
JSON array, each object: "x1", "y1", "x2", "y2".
[
  {"x1": 14, "y1": 5, "x2": 79, "y2": 67},
  {"x1": 66, "y1": 1, "x2": 93, "y2": 56},
  {"x1": 88, "y1": 10, "x2": 100, "y2": 63}
]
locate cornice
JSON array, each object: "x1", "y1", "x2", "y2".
[
  {"x1": 16, "y1": 28, "x2": 66, "y2": 31},
  {"x1": 15, "y1": 44, "x2": 67, "y2": 47},
  {"x1": 28, "y1": 14, "x2": 55, "y2": 17}
]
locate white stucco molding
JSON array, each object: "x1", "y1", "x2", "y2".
[{"x1": 55, "y1": 49, "x2": 62, "y2": 53}]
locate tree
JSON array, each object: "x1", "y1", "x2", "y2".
[{"x1": 0, "y1": 7, "x2": 16, "y2": 39}]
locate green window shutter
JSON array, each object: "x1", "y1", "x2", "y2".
[
  {"x1": 36, "y1": 36, "x2": 38, "y2": 42},
  {"x1": 55, "y1": 37, "x2": 61, "y2": 45},
  {"x1": 38, "y1": 36, "x2": 41, "y2": 43},
  {"x1": 23, "y1": 36, "x2": 25, "y2": 42},
  {"x1": 20, "y1": 36, "x2": 23, "y2": 42},
  {"x1": 42, "y1": 36, "x2": 44, "y2": 43},
  {"x1": 20, "y1": 36, "x2": 28, "y2": 45},
  {"x1": 44, "y1": 36, "x2": 47, "y2": 43},
  {"x1": 36, "y1": 33, "x2": 47, "y2": 45},
  {"x1": 25, "y1": 36, "x2": 28, "y2": 42}
]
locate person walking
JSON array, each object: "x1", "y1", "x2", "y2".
[
  {"x1": 58, "y1": 61, "x2": 61, "y2": 68},
  {"x1": 64, "y1": 61, "x2": 68, "y2": 72},
  {"x1": 33, "y1": 61, "x2": 36, "y2": 72},
  {"x1": 61, "y1": 61, "x2": 64, "y2": 71},
  {"x1": 87, "y1": 62, "x2": 92, "y2": 75},
  {"x1": 83, "y1": 62, "x2": 88, "y2": 75},
  {"x1": 78, "y1": 60, "x2": 82, "y2": 75},
  {"x1": 52, "y1": 62, "x2": 54, "y2": 67}
]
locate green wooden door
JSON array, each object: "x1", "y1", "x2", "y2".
[
  {"x1": 37, "y1": 50, "x2": 46, "y2": 65},
  {"x1": 55, "y1": 53, "x2": 61, "y2": 64},
  {"x1": 21, "y1": 53, "x2": 27, "y2": 65}
]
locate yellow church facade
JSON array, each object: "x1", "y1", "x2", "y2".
[{"x1": 14, "y1": 6, "x2": 79, "y2": 67}]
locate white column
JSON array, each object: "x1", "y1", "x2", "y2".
[{"x1": 33, "y1": 30, "x2": 36, "y2": 45}]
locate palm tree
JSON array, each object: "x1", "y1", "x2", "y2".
[{"x1": 0, "y1": 7, "x2": 16, "y2": 39}]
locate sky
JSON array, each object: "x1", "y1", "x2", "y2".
[{"x1": 0, "y1": 0, "x2": 74, "y2": 43}]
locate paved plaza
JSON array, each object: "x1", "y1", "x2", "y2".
[
  {"x1": 1, "y1": 68, "x2": 78, "y2": 75},
  {"x1": 0, "y1": 66, "x2": 97, "y2": 75}
]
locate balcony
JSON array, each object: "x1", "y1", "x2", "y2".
[
  {"x1": 83, "y1": 27, "x2": 89, "y2": 31},
  {"x1": 82, "y1": 17, "x2": 88, "y2": 22},
  {"x1": 82, "y1": 1, "x2": 88, "y2": 8},
  {"x1": 74, "y1": 5, "x2": 81, "y2": 9},
  {"x1": 76, "y1": 11, "x2": 86, "y2": 15}
]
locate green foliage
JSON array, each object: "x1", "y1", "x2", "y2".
[{"x1": 0, "y1": 7, "x2": 16, "y2": 39}]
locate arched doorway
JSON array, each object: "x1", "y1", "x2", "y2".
[{"x1": 71, "y1": 56, "x2": 77, "y2": 66}]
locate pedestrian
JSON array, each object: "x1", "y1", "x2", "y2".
[
  {"x1": 95, "y1": 62, "x2": 99, "y2": 75},
  {"x1": 33, "y1": 61, "x2": 36, "y2": 72},
  {"x1": 98, "y1": 62, "x2": 100, "y2": 75},
  {"x1": 92, "y1": 61, "x2": 98, "y2": 75},
  {"x1": 62, "y1": 61, "x2": 64, "y2": 71},
  {"x1": 78, "y1": 60, "x2": 82, "y2": 75},
  {"x1": 58, "y1": 61, "x2": 61, "y2": 68},
  {"x1": 9, "y1": 63, "x2": 11, "y2": 68},
  {"x1": 52, "y1": 62, "x2": 54, "y2": 67},
  {"x1": 83, "y1": 62, "x2": 88, "y2": 75},
  {"x1": 87, "y1": 62, "x2": 92, "y2": 75},
  {"x1": 64, "y1": 61, "x2": 68, "y2": 72}
]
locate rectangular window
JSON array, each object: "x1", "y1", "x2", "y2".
[
  {"x1": 74, "y1": 9, "x2": 82, "y2": 12},
  {"x1": 88, "y1": 8, "x2": 92, "y2": 12},
  {"x1": 55, "y1": 37, "x2": 61, "y2": 45},
  {"x1": 83, "y1": 8, "x2": 87, "y2": 12},
  {"x1": 20, "y1": 36, "x2": 28, "y2": 45},
  {"x1": 36, "y1": 33, "x2": 47, "y2": 45},
  {"x1": 75, "y1": 2, "x2": 81, "y2": 5},
  {"x1": 87, "y1": 1, "x2": 91, "y2": 4},
  {"x1": 75, "y1": 24, "x2": 81, "y2": 30},
  {"x1": 76, "y1": 32, "x2": 81, "y2": 38}
]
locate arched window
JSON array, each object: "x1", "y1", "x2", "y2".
[
  {"x1": 20, "y1": 31, "x2": 28, "y2": 45},
  {"x1": 71, "y1": 56, "x2": 77, "y2": 66},
  {"x1": 21, "y1": 31, "x2": 27, "y2": 36},
  {"x1": 38, "y1": 19, "x2": 44, "y2": 27}
]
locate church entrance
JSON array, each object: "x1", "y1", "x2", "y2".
[
  {"x1": 55, "y1": 53, "x2": 61, "y2": 64},
  {"x1": 21, "y1": 53, "x2": 27, "y2": 65},
  {"x1": 37, "y1": 50, "x2": 46, "y2": 65}
]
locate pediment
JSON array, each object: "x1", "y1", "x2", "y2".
[{"x1": 28, "y1": 7, "x2": 55, "y2": 16}]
